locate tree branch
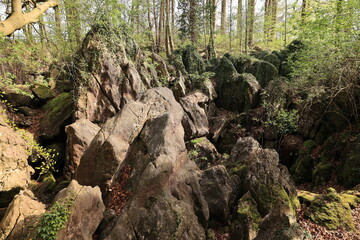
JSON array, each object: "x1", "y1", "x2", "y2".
[{"x1": 0, "y1": 0, "x2": 58, "y2": 36}]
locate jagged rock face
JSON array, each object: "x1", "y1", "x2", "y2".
[
  {"x1": 75, "y1": 87, "x2": 208, "y2": 239},
  {"x1": 0, "y1": 85, "x2": 36, "y2": 108},
  {"x1": 180, "y1": 91, "x2": 210, "y2": 140},
  {"x1": 229, "y1": 137, "x2": 299, "y2": 216},
  {"x1": 64, "y1": 119, "x2": 100, "y2": 179},
  {"x1": 0, "y1": 108, "x2": 33, "y2": 207},
  {"x1": 53, "y1": 180, "x2": 105, "y2": 240},
  {"x1": 0, "y1": 190, "x2": 46, "y2": 240},
  {"x1": 40, "y1": 92, "x2": 74, "y2": 140},
  {"x1": 73, "y1": 23, "x2": 158, "y2": 123},
  {"x1": 186, "y1": 137, "x2": 219, "y2": 170}
]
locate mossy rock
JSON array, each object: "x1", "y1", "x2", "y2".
[
  {"x1": 31, "y1": 83, "x2": 55, "y2": 101},
  {"x1": 338, "y1": 141, "x2": 360, "y2": 188},
  {"x1": 223, "y1": 53, "x2": 237, "y2": 64},
  {"x1": 305, "y1": 188, "x2": 355, "y2": 231},
  {"x1": 246, "y1": 59, "x2": 278, "y2": 88},
  {"x1": 290, "y1": 140, "x2": 318, "y2": 184},
  {"x1": 215, "y1": 73, "x2": 260, "y2": 113},
  {"x1": 340, "y1": 192, "x2": 360, "y2": 209},
  {"x1": 252, "y1": 183, "x2": 299, "y2": 216},
  {"x1": 233, "y1": 54, "x2": 253, "y2": 74},
  {"x1": 312, "y1": 159, "x2": 332, "y2": 186},
  {"x1": 263, "y1": 54, "x2": 281, "y2": 71},
  {"x1": 41, "y1": 92, "x2": 74, "y2": 140},
  {"x1": 214, "y1": 57, "x2": 237, "y2": 93},
  {"x1": 230, "y1": 192, "x2": 262, "y2": 240},
  {"x1": 297, "y1": 190, "x2": 319, "y2": 205}
]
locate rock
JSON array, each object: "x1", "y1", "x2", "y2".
[
  {"x1": 64, "y1": 119, "x2": 100, "y2": 179},
  {"x1": 73, "y1": 22, "x2": 157, "y2": 123},
  {"x1": 230, "y1": 137, "x2": 299, "y2": 216},
  {"x1": 0, "y1": 190, "x2": 46, "y2": 240},
  {"x1": 305, "y1": 188, "x2": 355, "y2": 231},
  {"x1": 200, "y1": 165, "x2": 232, "y2": 221},
  {"x1": 215, "y1": 73, "x2": 260, "y2": 113},
  {"x1": 17, "y1": 106, "x2": 36, "y2": 116},
  {"x1": 298, "y1": 101, "x2": 325, "y2": 139},
  {"x1": 48, "y1": 62, "x2": 74, "y2": 92},
  {"x1": 40, "y1": 92, "x2": 74, "y2": 140},
  {"x1": 150, "y1": 53, "x2": 170, "y2": 80},
  {"x1": 172, "y1": 45, "x2": 206, "y2": 74},
  {"x1": 230, "y1": 192, "x2": 262, "y2": 240},
  {"x1": 48, "y1": 180, "x2": 105, "y2": 240},
  {"x1": 262, "y1": 54, "x2": 281, "y2": 71},
  {"x1": 172, "y1": 71, "x2": 187, "y2": 100},
  {"x1": 255, "y1": 200, "x2": 307, "y2": 240},
  {"x1": 297, "y1": 190, "x2": 319, "y2": 205},
  {"x1": 278, "y1": 135, "x2": 304, "y2": 168},
  {"x1": 0, "y1": 108, "x2": 33, "y2": 207},
  {"x1": 290, "y1": 140, "x2": 317, "y2": 184},
  {"x1": 186, "y1": 137, "x2": 219, "y2": 169},
  {"x1": 338, "y1": 135, "x2": 360, "y2": 187},
  {"x1": 76, "y1": 87, "x2": 208, "y2": 239},
  {"x1": 233, "y1": 55, "x2": 253, "y2": 74},
  {"x1": 30, "y1": 83, "x2": 55, "y2": 101},
  {"x1": 246, "y1": 60, "x2": 278, "y2": 88},
  {"x1": 213, "y1": 57, "x2": 237, "y2": 95},
  {"x1": 0, "y1": 85, "x2": 35, "y2": 107},
  {"x1": 180, "y1": 91, "x2": 209, "y2": 140},
  {"x1": 264, "y1": 78, "x2": 292, "y2": 108}
]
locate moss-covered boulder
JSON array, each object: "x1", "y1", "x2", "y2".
[
  {"x1": 215, "y1": 73, "x2": 260, "y2": 113},
  {"x1": 171, "y1": 45, "x2": 206, "y2": 75},
  {"x1": 233, "y1": 55, "x2": 253, "y2": 74},
  {"x1": 41, "y1": 92, "x2": 74, "y2": 140},
  {"x1": 214, "y1": 56, "x2": 237, "y2": 93},
  {"x1": 290, "y1": 140, "x2": 317, "y2": 184},
  {"x1": 246, "y1": 60, "x2": 278, "y2": 88},
  {"x1": 230, "y1": 137, "x2": 299, "y2": 216},
  {"x1": 0, "y1": 84, "x2": 36, "y2": 107},
  {"x1": 338, "y1": 139, "x2": 360, "y2": 188},
  {"x1": 262, "y1": 54, "x2": 281, "y2": 71},
  {"x1": 297, "y1": 190, "x2": 319, "y2": 205},
  {"x1": 30, "y1": 83, "x2": 55, "y2": 101},
  {"x1": 305, "y1": 188, "x2": 355, "y2": 231},
  {"x1": 230, "y1": 192, "x2": 262, "y2": 240}
]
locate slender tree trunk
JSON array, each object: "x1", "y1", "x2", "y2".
[
  {"x1": 301, "y1": 0, "x2": 307, "y2": 24},
  {"x1": 158, "y1": 0, "x2": 165, "y2": 49},
  {"x1": 189, "y1": 0, "x2": 198, "y2": 44},
  {"x1": 54, "y1": 5, "x2": 62, "y2": 41},
  {"x1": 207, "y1": 0, "x2": 216, "y2": 59},
  {"x1": 237, "y1": 0, "x2": 243, "y2": 52},
  {"x1": 24, "y1": 3, "x2": 34, "y2": 42},
  {"x1": 153, "y1": 0, "x2": 159, "y2": 52},
  {"x1": 246, "y1": 0, "x2": 255, "y2": 49},
  {"x1": 229, "y1": 0, "x2": 232, "y2": 51},
  {"x1": 220, "y1": 0, "x2": 226, "y2": 34},
  {"x1": 264, "y1": 0, "x2": 278, "y2": 43},
  {"x1": 165, "y1": 0, "x2": 173, "y2": 56},
  {"x1": 64, "y1": 0, "x2": 81, "y2": 44}
]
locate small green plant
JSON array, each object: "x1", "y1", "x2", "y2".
[{"x1": 36, "y1": 196, "x2": 75, "y2": 240}]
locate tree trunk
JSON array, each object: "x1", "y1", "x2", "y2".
[
  {"x1": 220, "y1": 0, "x2": 226, "y2": 34},
  {"x1": 54, "y1": 5, "x2": 62, "y2": 41},
  {"x1": 237, "y1": 0, "x2": 243, "y2": 52},
  {"x1": 64, "y1": 0, "x2": 81, "y2": 44},
  {"x1": 301, "y1": 0, "x2": 307, "y2": 24},
  {"x1": 157, "y1": 0, "x2": 165, "y2": 49},
  {"x1": 246, "y1": 0, "x2": 255, "y2": 49},
  {"x1": 189, "y1": 0, "x2": 198, "y2": 44},
  {"x1": 153, "y1": 0, "x2": 159, "y2": 52},
  {"x1": 0, "y1": 0, "x2": 58, "y2": 36},
  {"x1": 207, "y1": 0, "x2": 216, "y2": 59},
  {"x1": 264, "y1": 0, "x2": 278, "y2": 43},
  {"x1": 165, "y1": 0, "x2": 173, "y2": 56}
]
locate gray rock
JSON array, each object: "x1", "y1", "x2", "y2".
[{"x1": 64, "y1": 119, "x2": 100, "y2": 179}]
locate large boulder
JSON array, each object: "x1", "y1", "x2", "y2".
[
  {"x1": 73, "y1": 22, "x2": 158, "y2": 123},
  {"x1": 186, "y1": 137, "x2": 219, "y2": 170},
  {"x1": 0, "y1": 190, "x2": 46, "y2": 240},
  {"x1": 180, "y1": 91, "x2": 210, "y2": 140},
  {"x1": 40, "y1": 92, "x2": 74, "y2": 140},
  {"x1": 76, "y1": 87, "x2": 209, "y2": 239},
  {"x1": 0, "y1": 85, "x2": 35, "y2": 108},
  {"x1": 246, "y1": 60, "x2": 278, "y2": 88},
  {"x1": 30, "y1": 83, "x2": 55, "y2": 102},
  {"x1": 64, "y1": 119, "x2": 100, "y2": 179},
  {"x1": 215, "y1": 73, "x2": 260, "y2": 113},
  {"x1": 49, "y1": 180, "x2": 105, "y2": 240},
  {"x1": 229, "y1": 137, "x2": 299, "y2": 216},
  {"x1": 0, "y1": 108, "x2": 33, "y2": 207}
]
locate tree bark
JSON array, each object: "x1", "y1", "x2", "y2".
[
  {"x1": 189, "y1": 0, "x2": 198, "y2": 44},
  {"x1": 220, "y1": 0, "x2": 226, "y2": 34},
  {"x1": 0, "y1": 0, "x2": 58, "y2": 36},
  {"x1": 207, "y1": 0, "x2": 216, "y2": 59},
  {"x1": 64, "y1": 0, "x2": 81, "y2": 44},
  {"x1": 246, "y1": 0, "x2": 255, "y2": 49},
  {"x1": 237, "y1": 0, "x2": 243, "y2": 52}
]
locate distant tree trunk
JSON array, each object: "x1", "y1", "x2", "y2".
[
  {"x1": 301, "y1": 0, "x2": 307, "y2": 24},
  {"x1": 54, "y1": 5, "x2": 62, "y2": 41},
  {"x1": 207, "y1": 0, "x2": 216, "y2": 59},
  {"x1": 189, "y1": 0, "x2": 198, "y2": 44},
  {"x1": 284, "y1": 0, "x2": 287, "y2": 45},
  {"x1": 220, "y1": 0, "x2": 226, "y2": 34},
  {"x1": 246, "y1": 0, "x2": 255, "y2": 49},
  {"x1": 264, "y1": 0, "x2": 278, "y2": 43},
  {"x1": 64, "y1": 0, "x2": 81, "y2": 44},
  {"x1": 165, "y1": 0, "x2": 174, "y2": 56},
  {"x1": 153, "y1": 0, "x2": 159, "y2": 52},
  {"x1": 147, "y1": 0, "x2": 156, "y2": 50},
  {"x1": 24, "y1": 2, "x2": 34, "y2": 42},
  {"x1": 131, "y1": 0, "x2": 140, "y2": 33},
  {"x1": 237, "y1": 0, "x2": 243, "y2": 52},
  {"x1": 229, "y1": 0, "x2": 232, "y2": 51},
  {"x1": 157, "y1": 0, "x2": 165, "y2": 49}
]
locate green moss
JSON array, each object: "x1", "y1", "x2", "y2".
[
  {"x1": 246, "y1": 60, "x2": 278, "y2": 88},
  {"x1": 254, "y1": 183, "x2": 299, "y2": 216},
  {"x1": 338, "y1": 142, "x2": 360, "y2": 187},
  {"x1": 229, "y1": 164, "x2": 248, "y2": 177},
  {"x1": 312, "y1": 159, "x2": 332, "y2": 186},
  {"x1": 190, "y1": 137, "x2": 205, "y2": 145},
  {"x1": 297, "y1": 190, "x2": 319, "y2": 205},
  {"x1": 236, "y1": 193, "x2": 262, "y2": 231},
  {"x1": 305, "y1": 190, "x2": 355, "y2": 231},
  {"x1": 31, "y1": 83, "x2": 55, "y2": 100},
  {"x1": 41, "y1": 173, "x2": 56, "y2": 192},
  {"x1": 340, "y1": 193, "x2": 360, "y2": 209},
  {"x1": 291, "y1": 140, "x2": 318, "y2": 184}
]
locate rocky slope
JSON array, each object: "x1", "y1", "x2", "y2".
[{"x1": 0, "y1": 23, "x2": 359, "y2": 240}]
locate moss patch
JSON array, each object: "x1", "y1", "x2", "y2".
[
  {"x1": 236, "y1": 193, "x2": 262, "y2": 231},
  {"x1": 305, "y1": 189, "x2": 355, "y2": 231},
  {"x1": 297, "y1": 190, "x2": 319, "y2": 205}
]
